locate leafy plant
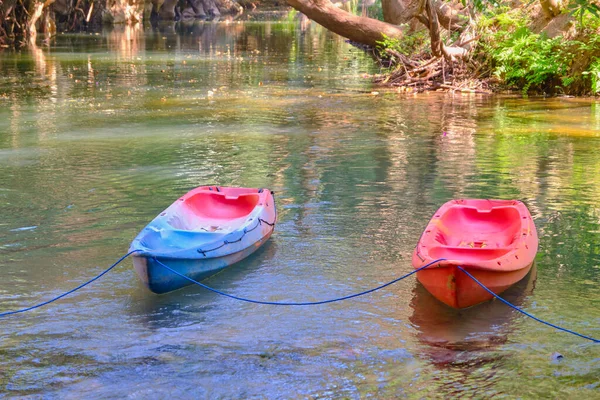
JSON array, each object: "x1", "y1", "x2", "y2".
[
  {"x1": 286, "y1": 9, "x2": 299, "y2": 23},
  {"x1": 476, "y1": 9, "x2": 585, "y2": 94},
  {"x1": 462, "y1": 0, "x2": 503, "y2": 13},
  {"x1": 568, "y1": 0, "x2": 600, "y2": 27},
  {"x1": 582, "y1": 58, "x2": 600, "y2": 94},
  {"x1": 485, "y1": 25, "x2": 572, "y2": 93},
  {"x1": 376, "y1": 30, "x2": 430, "y2": 58}
]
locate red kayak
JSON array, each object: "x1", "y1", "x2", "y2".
[{"x1": 412, "y1": 199, "x2": 538, "y2": 309}]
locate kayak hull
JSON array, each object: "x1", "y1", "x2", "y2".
[
  {"x1": 130, "y1": 186, "x2": 276, "y2": 294},
  {"x1": 412, "y1": 199, "x2": 538, "y2": 309},
  {"x1": 132, "y1": 229, "x2": 273, "y2": 294},
  {"x1": 415, "y1": 262, "x2": 533, "y2": 309}
]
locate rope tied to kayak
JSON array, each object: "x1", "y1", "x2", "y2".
[
  {"x1": 456, "y1": 266, "x2": 599, "y2": 343},
  {"x1": 152, "y1": 258, "x2": 598, "y2": 343},
  {"x1": 0, "y1": 252, "x2": 597, "y2": 344},
  {"x1": 0, "y1": 250, "x2": 141, "y2": 317},
  {"x1": 152, "y1": 257, "x2": 443, "y2": 306}
]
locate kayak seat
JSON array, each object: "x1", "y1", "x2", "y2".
[
  {"x1": 163, "y1": 191, "x2": 259, "y2": 232},
  {"x1": 428, "y1": 246, "x2": 512, "y2": 262},
  {"x1": 434, "y1": 206, "x2": 521, "y2": 245},
  {"x1": 184, "y1": 192, "x2": 260, "y2": 220},
  {"x1": 428, "y1": 205, "x2": 522, "y2": 261}
]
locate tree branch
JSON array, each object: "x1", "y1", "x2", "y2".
[
  {"x1": 425, "y1": 0, "x2": 442, "y2": 57},
  {"x1": 285, "y1": 0, "x2": 404, "y2": 47}
]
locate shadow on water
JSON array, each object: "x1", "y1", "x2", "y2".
[
  {"x1": 409, "y1": 264, "x2": 538, "y2": 366},
  {"x1": 128, "y1": 240, "x2": 278, "y2": 329}
]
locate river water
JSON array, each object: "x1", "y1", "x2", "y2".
[{"x1": 0, "y1": 21, "x2": 599, "y2": 398}]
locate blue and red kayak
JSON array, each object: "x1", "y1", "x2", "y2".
[{"x1": 130, "y1": 186, "x2": 276, "y2": 294}]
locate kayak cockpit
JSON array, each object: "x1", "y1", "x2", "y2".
[
  {"x1": 425, "y1": 205, "x2": 522, "y2": 262},
  {"x1": 183, "y1": 192, "x2": 260, "y2": 220},
  {"x1": 133, "y1": 188, "x2": 267, "y2": 254}
]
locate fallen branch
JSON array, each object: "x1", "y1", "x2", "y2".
[{"x1": 384, "y1": 49, "x2": 420, "y2": 68}]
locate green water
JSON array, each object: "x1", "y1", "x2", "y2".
[{"x1": 0, "y1": 21, "x2": 599, "y2": 398}]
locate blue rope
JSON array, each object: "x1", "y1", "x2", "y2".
[
  {"x1": 1, "y1": 249, "x2": 598, "y2": 345},
  {"x1": 155, "y1": 258, "x2": 599, "y2": 342},
  {"x1": 153, "y1": 257, "x2": 446, "y2": 306},
  {"x1": 0, "y1": 250, "x2": 140, "y2": 318},
  {"x1": 457, "y1": 266, "x2": 599, "y2": 343}
]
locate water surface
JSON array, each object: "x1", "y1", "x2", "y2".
[{"x1": 1, "y1": 21, "x2": 599, "y2": 398}]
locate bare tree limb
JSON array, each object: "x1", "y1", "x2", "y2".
[
  {"x1": 285, "y1": 0, "x2": 405, "y2": 47},
  {"x1": 425, "y1": 0, "x2": 442, "y2": 57},
  {"x1": 27, "y1": 0, "x2": 55, "y2": 40}
]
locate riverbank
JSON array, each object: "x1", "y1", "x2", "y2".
[
  {"x1": 372, "y1": 6, "x2": 600, "y2": 96},
  {"x1": 2, "y1": 0, "x2": 599, "y2": 96}
]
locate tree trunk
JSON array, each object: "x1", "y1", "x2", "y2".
[
  {"x1": 381, "y1": 0, "x2": 421, "y2": 25},
  {"x1": 187, "y1": 0, "x2": 207, "y2": 18},
  {"x1": 104, "y1": 0, "x2": 143, "y2": 24},
  {"x1": 27, "y1": 0, "x2": 55, "y2": 42},
  {"x1": 436, "y1": 0, "x2": 467, "y2": 31},
  {"x1": 200, "y1": 0, "x2": 220, "y2": 16},
  {"x1": 28, "y1": 2, "x2": 45, "y2": 39},
  {"x1": 382, "y1": 0, "x2": 405, "y2": 24},
  {"x1": 285, "y1": 0, "x2": 405, "y2": 46},
  {"x1": 425, "y1": 0, "x2": 442, "y2": 57},
  {"x1": 540, "y1": 0, "x2": 563, "y2": 19},
  {"x1": 158, "y1": 0, "x2": 178, "y2": 20}
]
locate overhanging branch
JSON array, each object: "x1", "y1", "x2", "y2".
[{"x1": 285, "y1": 0, "x2": 404, "y2": 46}]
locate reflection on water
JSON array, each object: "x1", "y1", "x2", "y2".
[
  {"x1": 408, "y1": 267, "x2": 538, "y2": 398},
  {"x1": 1, "y1": 22, "x2": 600, "y2": 398},
  {"x1": 410, "y1": 266, "x2": 537, "y2": 358}
]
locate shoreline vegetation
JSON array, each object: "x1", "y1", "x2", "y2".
[
  {"x1": 1, "y1": 0, "x2": 599, "y2": 96},
  {"x1": 372, "y1": 3, "x2": 600, "y2": 96}
]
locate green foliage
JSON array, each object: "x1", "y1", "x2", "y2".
[
  {"x1": 569, "y1": 0, "x2": 600, "y2": 27},
  {"x1": 582, "y1": 58, "x2": 600, "y2": 94},
  {"x1": 366, "y1": 1, "x2": 385, "y2": 21},
  {"x1": 559, "y1": 35, "x2": 600, "y2": 94},
  {"x1": 476, "y1": 9, "x2": 600, "y2": 95},
  {"x1": 286, "y1": 9, "x2": 299, "y2": 23},
  {"x1": 577, "y1": 31, "x2": 600, "y2": 50},
  {"x1": 492, "y1": 29, "x2": 572, "y2": 94},
  {"x1": 379, "y1": 0, "x2": 600, "y2": 95},
  {"x1": 463, "y1": 0, "x2": 503, "y2": 13},
  {"x1": 479, "y1": 9, "x2": 574, "y2": 94},
  {"x1": 376, "y1": 30, "x2": 430, "y2": 58}
]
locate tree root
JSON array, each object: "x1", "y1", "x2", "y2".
[{"x1": 374, "y1": 54, "x2": 491, "y2": 94}]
